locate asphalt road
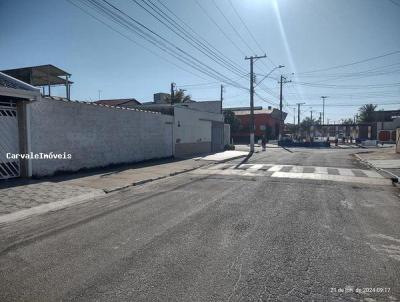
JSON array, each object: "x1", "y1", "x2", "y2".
[{"x1": 0, "y1": 147, "x2": 399, "y2": 301}]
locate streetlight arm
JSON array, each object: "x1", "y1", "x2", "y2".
[{"x1": 254, "y1": 65, "x2": 284, "y2": 88}]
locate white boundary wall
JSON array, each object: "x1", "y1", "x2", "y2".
[
  {"x1": 28, "y1": 98, "x2": 173, "y2": 177},
  {"x1": 173, "y1": 106, "x2": 223, "y2": 157}
]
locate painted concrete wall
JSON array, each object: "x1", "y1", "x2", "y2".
[
  {"x1": 173, "y1": 106, "x2": 223, "y2": 157},
  {"x1": 178, "y1": 101, "x2": 222, "y2": 114},
  {"x1": 377, "y1": 118, "x2": 400, "y2": 131},
  {"x1": 28, "y1": 98, "x2": 173, "y2": 176}
]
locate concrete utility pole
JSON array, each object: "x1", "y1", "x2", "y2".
[
  {"x1": 296, "y1": 102, "x2": 306, "y2": 125},
  {"x1": 170, "y1": 82, "x2": 175, "y2": 101},
  {"x1": 319, "y1": 112, "x2": 322, "y2": 124},
  {"x1": 310, "y1": 110, "x2": 315, "y2": 121},
  {"x1": 293, "y1": 107, "x2": 296, "y2": 125},
  {"x1": 321, "y1": 96, "x2": 328, "y2": 124},
  {"x1": 245, "y1": 54, "x2": 266, "y2": 152},
  {"x1": 220, "y1": 84, "x2": 224, "y2": 114},
  {"x1": 279, "y1": 75, "x2": 291, "y2": 140}
]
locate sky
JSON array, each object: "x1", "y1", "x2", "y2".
[{"x1": 1, "y1": 0, "x2": 399, "y2": 124}]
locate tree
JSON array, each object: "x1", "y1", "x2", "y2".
[
  {"x1": 300, "y1": 117, "x2": 319, "y2": 131},
  {"x1": 341, "y1": 118, "x2": 354, "y2": 125},
  {"x1": 286, "y1": 123, "x2": 299, "y2": 135},
  {"x1": 358, "y1": 104, "x2": 377, "y2": 122},
  {"x1": 166, "y1": 89, "x2": 191, "y2": 104},
  {"x1": 223, "y1": 110, "x2": 241, "y2": 133}
]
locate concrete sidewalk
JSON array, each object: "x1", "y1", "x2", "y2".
[
  {"x1": 355, "y1": 146, "x2": 400, "y2": 181},
  {"x1": 0, "y1": 151, "x2": 248, "y2": 223}
]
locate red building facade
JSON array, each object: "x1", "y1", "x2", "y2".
[{"x1": 228, "y1": 108, "x2": 287, "y2": 143}]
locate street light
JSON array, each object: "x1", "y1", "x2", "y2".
[{"x1": 254, "y1": 65, "x2": 285, "y2": 88}]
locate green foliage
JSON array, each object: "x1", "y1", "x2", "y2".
[
  {"x1": 166, "y1": 89, "x2": 191, "y2": 104},
  {"x1": 341, "y1": 118, "x2": 354, "y2": 125},
  {"x1": 286, "y1": 124, "x2": 299, "y2": 134},
  {"x1": 358, "y1": 104, "x2": 377, "y2": 122},
  {"x1": 300, "y1": 117, "x2": 320, "y2": 131},
  {"x1": 223, "y1": 110, "x2": 241, "y2": 133}
]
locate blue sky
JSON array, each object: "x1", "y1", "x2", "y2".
[{"x1": 1, "y1": 0, "x2": 399, "y2": 123}]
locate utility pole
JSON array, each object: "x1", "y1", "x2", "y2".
[
  {"x1": 220, "y1": 84, "x2": 224, "y2": 114},
  {"x1": 279, "y1": 75, "x2": 291, "y2": 140},
  {"x1": 293, "y1": 108, "x2": 296, "y2": 125},
  {"x1": 321, "y1": 96, "x2": 328, "y2": 124},
  {"x1": 170, "y1": 82, "x2": 175, "y2": 102},
  {"x1": 245, "y1": 54, "x2": 266, "y2": 152},
  {"x1": 296, "y1": 102, "x2": 306, "y2": 125},
  {"x1": 319, "y1": 112, "x2": 322, "y2": 124}
]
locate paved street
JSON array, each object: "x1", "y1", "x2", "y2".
[{"x1": 0, "y1": 147, "x2": 399, "y2": 301}]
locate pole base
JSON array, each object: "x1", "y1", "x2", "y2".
[{"x1": 250, "y1": 133, "x2": 255, "y2": 152}]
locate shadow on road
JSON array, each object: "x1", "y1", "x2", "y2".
[
  {"x1": 280, "y1": 146, "x2": 293, "y2": 153},
  {"x1": 234, "y1": 151, "x2": 254, "y2": 168}
]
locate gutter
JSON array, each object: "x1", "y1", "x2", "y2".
[{"x1": 354, "y1": 153, "x2": 400, "y2": 185}]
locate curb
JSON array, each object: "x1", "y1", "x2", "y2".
[
  {"x1": 104, "y1": 164, "x2": 211, "y2": 194},
  {"x1": 354, "y1": 153, "x2": 400, "y2": 186},
  {"x1": 103, "y1": 154, "x2": 248, "y2": 194}
]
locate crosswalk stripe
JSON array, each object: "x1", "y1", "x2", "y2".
[
  {"x1": 290, "y1": 166, "x2": 303, "y2": 173},
  {"x1": 194, "y1": 164, "x2": 386, "y2": 184},
  {"x1": 247, "y1": 164, "x2": 264, "y2": 171},
  {"x1": 267, "y1": 165, "x2": 284, "y2": 172},
  {"x1": 314, "y1": 167, "x2": 329, "y2": 174},
  {"x1": 337, "y1": 168, "x2": 355, "y2": 177},
  {"x1": 271, "y1": 171, "x2": 390, "y2": 186},
  {"x1": 360, "y1": 169, "x2": 383, "y2": 178}
]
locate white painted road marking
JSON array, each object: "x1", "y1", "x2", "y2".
[
  {"x1": 271, "y1": 171, "x2": 390, "y2": 186},
  {"x1": 190, "y1": 164, "x2": 389, "y2": 185}
]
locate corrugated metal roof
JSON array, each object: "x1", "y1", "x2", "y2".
[
  {"x1": 1, "y1": 64, "x2": 72, "y2": 86},
  {"x1": 95, "y1": 98, "x2": 141, "y2": 107},
  {"x1": 0, "y1": 71, "x2": 40, "y2": 91}
]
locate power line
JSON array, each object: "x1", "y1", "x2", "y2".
[
  {"x1": 291, "y1": 81, "x2": 400, "y2": 89},
  {"x1": 388, "y1": 0, "x2": 400, "y2": 8},
  {"x1": 72, "y1": 0, "x2": 249, "y2": 89},
  {"x1": 287, "y1": 102, "x2": 400, "y2": 107},
  {"x1": 132, "y1": 0, "x2": 247, "y2": 77},
  {"x1": 130, "y1": 0, "x2": 244, "y2": 77},
  {"x1": 66, "y1": 0, "x2": 208, "y2": 81},
  {"x1": 211, "y1": 0, "x2": 274, "y2": 73},
  {"x1": 227, "y1": 0, "x2": 276, "y2": 68},
  {"x1": 193, "y1": 0, "x2": 247, "y2": 56},
  {"x1": 192, "y1": 0, "x2": 283, "y2": 102},
  {"x1": 154, "y1": 0, "x2": 247, "y2": 76},
  {"x1": 295, "y1": 50, "x2": 400, "y2": 74}
]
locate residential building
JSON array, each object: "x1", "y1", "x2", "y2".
[
  {"x1": 0, "y1": 73, "x2": 226, "y2": 180},
  {"x1": 224, "y1": 106, "x2": 287, "y2": 143}
]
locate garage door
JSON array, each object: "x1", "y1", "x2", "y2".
[
  {"x1": 211, "y1": 121, "x2": 224, "y2": 152},
  {"x1": 0, "y1": 100, "x2": 20, "y2": 179}
]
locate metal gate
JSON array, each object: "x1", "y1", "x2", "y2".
[
  {"x1": 211, "y1": 121, "x2": 224, "y2": 152},
  {"x1": 0, "y1": 100, "x2": 20, "y2": 179}
]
